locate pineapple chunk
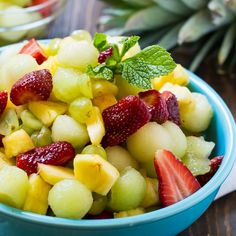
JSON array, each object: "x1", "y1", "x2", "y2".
[
  {"x1": 86, "y1": 107, "x2": 105, "y2": 145},
  {"x1": 93, "y1": 94, "x2": 117, "y2": 112},
  {"x1": 152, "y1": 64, "x2": 189, "y2": 90},
  {"x1": 28, "y1": 101, "x2": 67, "y2": 127},
  {"x1": 38, "y1": 164, "x2": 74, "y2": 185},
  {"x1": 74, "y1": 154, "x2": 120, "y2": 195},
  {"x1": 6, "y1": 100, "x2": 26, "y2": 118},
  {"x1": 0, "y1": 152, "x2": 14, "y2": 170},
  {"x1": 39, "y1": 56, "x2": 58, "y2": 75},
  {"x1": 3, "y1": 129, "x2": 34, "y2": 158},
  {"x1": 23, "y1": 174, "x2": 51, "y2": 214},
  {"x1": 114, "y1": 207, "x2": 145, "y2": 218}
]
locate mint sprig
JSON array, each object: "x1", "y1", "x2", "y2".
[{"x1": 88, "y1": 34, "x2": 176, "y2": 89}]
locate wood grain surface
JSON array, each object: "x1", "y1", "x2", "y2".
[{"x1": 48, "y1": 1, "x2": 236, "y2": 235}]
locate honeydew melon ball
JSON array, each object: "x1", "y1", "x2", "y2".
[
  {"x1": 127, "y1": 122, "x2": 173, "y2": 163},
  {"x1": 0, "y1": 54, "x2": 38, "y2": 91},
  {"x1": 48, "y1": 179, "x2": 93, "y2": 219},
  {"x1": 0, "y1": 166, "x2": 29, "y2": 209}
]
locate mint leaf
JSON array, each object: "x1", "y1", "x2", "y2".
[
  {"x1": 87, "y1": 64, "x2": 113, "y2": 80},
  {"x1": 120, "y1": 36, "x2": 140, "y2": 58},
  {"x1": 120, "y1": 45, "x2": 176, "y2": 89},
  {"x1": 93, "y1": 33, "x2": 109, "y2": 52}
]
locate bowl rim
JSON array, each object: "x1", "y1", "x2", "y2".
[{"x1": 0, "y1": 41, "x2": 235, "y2": 229}]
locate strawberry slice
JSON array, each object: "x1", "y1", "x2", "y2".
[
  {"x1": 162, "y1": 91, "x2": 180, "y2": 125},
  {"x1": 102, "y1": 95, "x2": 151, "y2": 146},
  {"x1": 16, "y1": 141, "x2": 75, "y2": 175},
  {"x1": 19, "y1": 39, "x2": 47, "y2": 65},
  {"x1": 0, "y1": 91, "x2": 8, "y2": 116},
  {"x1": 196, "y1": 156, "x2": 224, "y2": 186},
  {"x1": 139, "y1": 90, "x2": 169, "y2": 124},
  {"x1": 154, "y1": 149, "x2": 201, "y2": 207},
  {"x1": 10, "y1": 69, "x2": 52, "y2": 106}
]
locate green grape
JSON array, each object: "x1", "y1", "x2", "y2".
[
  {"x1": 88, "y1": 193, "x2": 107, "y2": 215},
  {"x1": 71, "y1": 30, "x2": 92, "y2": 42},
  {"x1": 51, "y1": 115, "x2": 89, "y2": 148},
  {"x1": 106, "y1": 146, "x2": 138, "y2": 172},
  {"x1": 31, "y1": 127, "x2": 52, "y2": 147},
  {"x1": 57, "y1": 37, "x2": 98, "y2": 72},
  {"x1": 92, "y1": 80, "x2": 118, "y2": 97},
  {"x1": 52, "y1": 67, "x2": 82, "y2": 103},
  {"x1": 77, "y1": 74, "x2": 93, "y2": 99},
  {"x1": 181, "y1": 136, "x2": 215, "y2": 176},
  {"x1": 0, "y1": 6, "x2": 31, "y2": 42},
  {"x1": 48, "y1": 179, "x2": 93, "y2": 219},
  {"x1": 107, "y1": 167, "x2": 146, "y2": 211},
  {"x1": 0, "y1": 108, "x2": 19, "y2": 136},
  {"x1": 69, "y1": 97, "x2": 93, "y2": 124},
  {"x1": 0, "y1": 166, "x2": 29, "y2": 209},
  {"x1": 82, "y1": 144, "x2": 107, "y2": 160},
  {"x1": 20, "y1": 110, "x2": 43, "y2": 131},
  {"x1": 0, "y1": 54, "x2": 38, "y2": 92},
  {"x1": 20, "y1": 124, "x2": 34, "y2": 136},
  {"x1": 127, "y1": 122, "x2": 173, "y2": 163},
  {"x1": 114, "y1": 208, "x2": 145, "y2": 218},
  {"x1": 140, "y1": 161, "x2": 157, "y2": 178}
]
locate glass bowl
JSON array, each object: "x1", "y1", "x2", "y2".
[{"x1": 0, "y1": 0, "x2": 67, "y2": 46}]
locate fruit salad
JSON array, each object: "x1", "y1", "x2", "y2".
[{"x1": 0, "y1": 31, "x2": 223, "y2": 219}]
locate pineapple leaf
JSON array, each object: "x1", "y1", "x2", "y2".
[
  {"x1": 218, "y1": 23, "x2": 236, "y2": 65},
  {"x1": 158, "y1": 22, "x2": 184, "y2": 50},
  {"x1": 181, "y1": 0, "x2": 208, "y2": 10},
  {"x1": 124, "y1": 6, "x2": 181, "y2": 32},
  {"x1": 190, "y1": 30, "x2": 224, "y2": 71},
  {"x1": 154, "y1": 0, "x2": 192, "y2": 16},
  {"x1": 120, "y1": 45, "x2": 176, "y2": 89},
  {"x1": 178, "y1": 9, "x2": 218, "y2": 44}
]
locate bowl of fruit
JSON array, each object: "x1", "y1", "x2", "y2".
[
  {"x1": 0, "y1": 0, "x2": 66, "y2": 45},
  {"x1": 0, "y1": 31, "x2": 235, "y2": 236}
]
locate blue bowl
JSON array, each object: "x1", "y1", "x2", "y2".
[{"x1": 0, "y1": 42, "x2": 236, "y2": 236}]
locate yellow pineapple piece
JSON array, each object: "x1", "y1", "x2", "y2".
[
  {"x1": 39, "y1": 56, "x2": 58, "y2": 76},
  {"x1": 93, "y1": 94, "x2": 117, "y2": 112},
  {"x1": 74, "y1": 154, "x2": 120, "y2": 195},
  {"x1": 91, "y1": 80, "x2": 118, "y2": 98},
  {"x1": 3, "y1": 129, "x2": 34, "y2": 158},
  {"x1": 23, "y1": 174, "x2": 51, "y2": 215},
  {"x1": 28, "y1": 101, "x2": 67, "y2": 127},
  {"x1": 38, "y1": 164, "x2": 74, "y2": 185},
  {"x1": 0, "y1": 152, "x2": 15, "y2": 170},
  {"x1": 152, "y1": 64, "x2": 189, "y2": 90},
  {"x1": 114, "y1": 207, "x2": 145, "y2": 218},
  {"x1": 6, "y1": 100, "x2": 26, "y2": 118},
  {"x1": 86, "y1": 107, "x2": 105, "y2": 145}
]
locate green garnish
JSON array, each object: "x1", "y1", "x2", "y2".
[{"x1": 87, "y1": 33, "x2": 176, "y2": 89}]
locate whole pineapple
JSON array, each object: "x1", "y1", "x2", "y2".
[{"x1": 99, "y1": 0, "x2": 236, "y2": 71}]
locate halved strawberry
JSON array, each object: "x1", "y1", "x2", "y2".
[
  {"x1": 196, "y1": 156, "x2": 224, "y2": 186},
  {"x1": 16, "y1": 141, "x2": 75, "y2": 175},
  {"x1": 102, "y1": 95, "x2": 151, "y2": 146},
  {"x1": 139, "y1": 90, "x2": 169, "y2": 124},
  {"x1": 154, "y1": 149, "x2": 201, "y2": 207},
  {"x1": 0, "y1": 91, "x2": 8, "y2": 116},
  {"x1": 10, "y1": 69, "x2": 52, "y2": 106},
  {"x1": 19, "y1": 39, "x2": 47, "y2": 65},
  {"x1": 162, "y1": 91, "x2": 180, "y2": 126}
]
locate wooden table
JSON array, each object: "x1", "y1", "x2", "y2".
[{"x1": 49, "y1": 1, "x2": 236, "y2": 235}]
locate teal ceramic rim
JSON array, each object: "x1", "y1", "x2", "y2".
[{"x1": 0, "y1": 41, "x2": 235, "y2": 229}]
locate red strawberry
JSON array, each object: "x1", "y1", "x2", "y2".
[
  {"x1": 19, "y1": 39, "x2": 47, "y2": 65},
  {"x1": 87, "y1": 211, "x2": 113, "y2": 220},
  {"x1": 16, "y1": 141, "x2": 75, "y2": 175},
  {"x1": 102, "y1": 95, "x2": 151, "y2": 146},
  {"x1": 10, "y1": 69, "x2": 52, "y2": 106},
  {"x1": 98, "y1": 47, "x2": 113, "y2": 64},
  {"x1": 154, "y1": 149, "x2": 201, "y2": 207},
  {"x1": 0, "y1": 91, "x2": 8, "y2": 116},
  {"x1": 196, "y1": 156, "x2": 224, "y2": 186},
  {"x1": 139, "y1": 90, "x2": 169, "y2": 124},
  {"x1": 31, "y1": 0, "x2": 52, "y2": 17},
  {"x1": 162, "y1": 91, "x2": 180, "y2": 125}
]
